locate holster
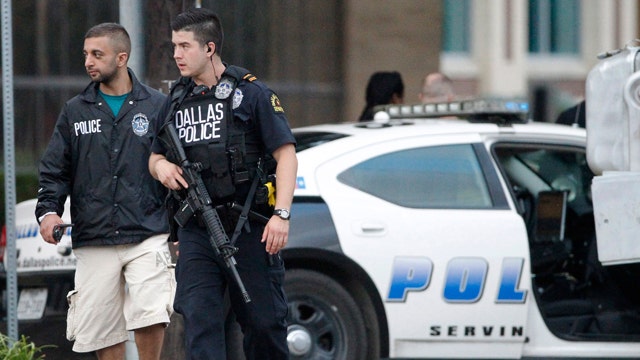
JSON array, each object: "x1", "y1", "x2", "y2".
[{"x1": 174, "y1": 197, "x2": 196, "y2": 228}]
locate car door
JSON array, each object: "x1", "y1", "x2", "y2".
[{"x1": 314, "y1": 133, "x2": 531, "y2": 358}]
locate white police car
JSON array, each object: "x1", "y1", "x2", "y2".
[
  {"x1": 4, "y1": 99, "x2": 640, "y2": 359},
  {"x1": 0, "y1": 198, "x2": 74, "y2": 323},
  {"x1": 282, "y1": 99, "x2": 640, "y2": 359},
  {"x1": 0, "y1": 198, "x2": 88, "y2": 358}
]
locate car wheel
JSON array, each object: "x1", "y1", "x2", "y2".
[{"x1": 285, "y1": 269, "x2": 369, "y2": 359}]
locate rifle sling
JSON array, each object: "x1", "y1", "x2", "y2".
[{"x1": 230, "y1": 174, "x2": 261, "y2": 246}]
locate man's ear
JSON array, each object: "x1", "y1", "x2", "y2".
[{"x1": 117, "y1": 52, "x2": 129, "y2": 67}]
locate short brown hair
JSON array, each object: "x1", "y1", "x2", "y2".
[
  {"x1": 171, "y1": 8, "x2": 223, "y2": 56},
  {"x1": 85, "y1": 22, "x2": 131, "y2": 55}
]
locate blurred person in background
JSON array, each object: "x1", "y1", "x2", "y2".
[
  {"x1": 419, "y1": 72, "x2": 455, "y2": 103},
  {"x1": 359, "y1": 71, "x2": 404, "y2": 121}
]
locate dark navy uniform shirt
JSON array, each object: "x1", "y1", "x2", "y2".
[
  {"x1": 151, "y1": 66, "x2": 295, "y2": 157},
  {"x1": 150, "y1": 65, "x2": 296, "y2": 213}
]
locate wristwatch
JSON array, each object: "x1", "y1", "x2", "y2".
[{"x1": 273, "y1": 208, "x2": 290, "y2": 220}]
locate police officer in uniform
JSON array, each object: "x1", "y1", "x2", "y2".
[{"x1": 149, "y1": 8, "x2": 297, "y2": 360}]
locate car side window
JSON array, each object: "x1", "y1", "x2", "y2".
[{"x1": 337, "y1": 144, "x2": 493, "y2": 208}]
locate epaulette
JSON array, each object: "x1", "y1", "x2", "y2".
[{"x1": 225, "y1": 65, "x2": 255, "y2": 84}]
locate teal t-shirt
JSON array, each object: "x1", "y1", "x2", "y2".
[{"x1": 99, "y1": 90, "x2": 129, "y2": 117}]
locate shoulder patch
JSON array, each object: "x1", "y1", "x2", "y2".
[
  {"x1": 233, "y1": 88, "x2": 243, "y2": 109},
  {"x1": 243, "y1": 73, "x2": 257, "y2": 82},
  {"x1": 270, "y1": 93, "x2": 284, "y2": 113}
]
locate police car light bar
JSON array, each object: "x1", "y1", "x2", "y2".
[{"x1": 374, "y1": 99, "x2": 530, "y2": 122}]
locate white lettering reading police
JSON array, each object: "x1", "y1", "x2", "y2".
[
  {"x1": 175, "y1": 103, "x2": 224, "y2": 144},
  {"x1": 74, "y1": 119, "x2": 102, "y2": 136}
]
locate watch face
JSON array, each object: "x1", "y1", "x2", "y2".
[{"x1": 275, "y1": 209, "x2": 290, "y2": 219}]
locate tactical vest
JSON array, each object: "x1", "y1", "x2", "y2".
[{"x1": 170, "y1": 66, "x2": 265, "y2": 204}]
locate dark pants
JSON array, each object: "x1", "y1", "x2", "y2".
[{"x1": 174, "y1": 220, "x2": 289, "y2": 360}]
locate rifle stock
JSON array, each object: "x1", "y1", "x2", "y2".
[{"x1": 158, "y1": 122, "x2": 251, "y2": 303}]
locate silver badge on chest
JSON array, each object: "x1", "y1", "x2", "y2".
[
  {"x1": 131, "y1": 113, "x2": 149, "y2": 136},
  {"x1": 215, "y1": 78, "x2": 234, "y2": 99}
]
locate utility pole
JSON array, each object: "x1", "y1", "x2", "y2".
[
  {"x1": 2, "y1": 0, "x2": 18, "y2": 342},
  {"x1": 120, "y1": 0, "x2": 145, "y2": 80}
]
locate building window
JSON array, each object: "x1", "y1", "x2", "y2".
[
  {"x1": 443, "y1": 0, "x2": 581, "y2": 56},
  {"x1": 442, "y1": 0, "x2": 471, "y2": 54},
  {"x1": 529, "y1": 0, "x2": 580, "y2": 54}
]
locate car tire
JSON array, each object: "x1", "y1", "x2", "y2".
[
  {"x1": 225, "y1": 268, "x2": 373, "y2": 359},
  {"x1": 285, "y1": 268, "x2": 369, "y2": 359}
]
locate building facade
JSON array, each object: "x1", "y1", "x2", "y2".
[
  {"x1": 4, "y1": 0, "x2": 640, "y2": 169},
  {"x1": 441, "y1": 0, "x2": 639, "y2": 122}
]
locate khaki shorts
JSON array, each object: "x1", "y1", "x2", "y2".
[{"x1": 66, "y1": 234, "x2": 175, "y2": 353}]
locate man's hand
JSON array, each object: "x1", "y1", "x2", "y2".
[
  {"x1": 39, "y1": 214, "x2": 63, "y2": 245},
  {"x1": 149, "y1": 153, "x2": 189, "y2": 190},
  {"x1": 261, "y1": 217, "x2": 289, "y2": 254}
]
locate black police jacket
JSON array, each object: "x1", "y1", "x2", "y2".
[{"x1": 35, "y1": 69, "x2": 169, "y2": 248}]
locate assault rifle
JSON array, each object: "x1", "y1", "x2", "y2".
[{"x1": 157, "y1": 121, "x2": 251, "y2": 303}]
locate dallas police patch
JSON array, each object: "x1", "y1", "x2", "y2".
[
  {"x1": 233, "y1": 88, "x2": 243, "y2": 109},
  {"x1": 270, "y1": 93, "x2": 284, "y2": 113},
  {"x1": 131, "y1": 113, "x2": 149, "y2": 136}
]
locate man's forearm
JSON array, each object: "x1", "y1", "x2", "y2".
[
  {"x1": 149, "y1": 152, "x2": 166, "y2": 180},
  {"x1": 272, "y1": 144, "x2": 298, "y2": 210}
]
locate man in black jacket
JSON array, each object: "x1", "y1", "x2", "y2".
[{"x1": 36, "y1": 23, "x2": 173, "y2": 360}]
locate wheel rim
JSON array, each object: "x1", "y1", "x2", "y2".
[
  {"x1": 287, "y1": 325, "x2": 312, "y2": 355},
  {"x1": 286, "y1": 297, "x2": 346, "y2": 359}
]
